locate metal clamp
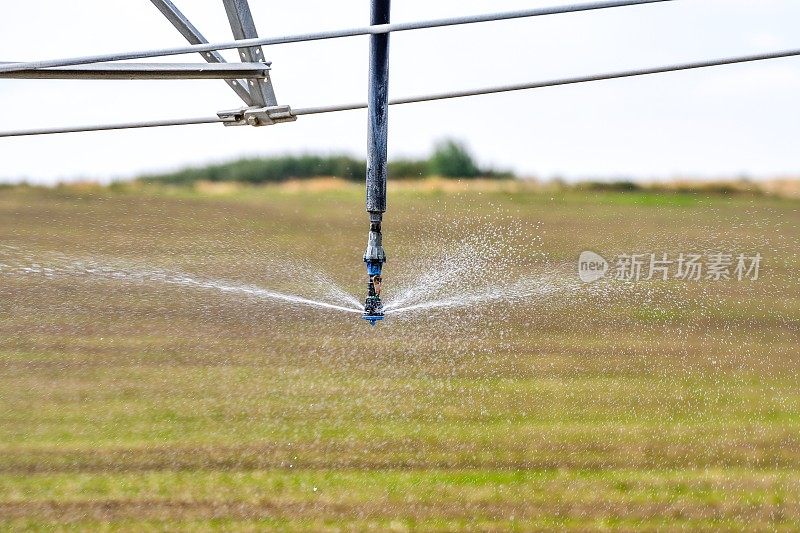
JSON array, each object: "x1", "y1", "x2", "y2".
[{"x1": 217, "y1": 105, "x2": 297, "y2": 127}]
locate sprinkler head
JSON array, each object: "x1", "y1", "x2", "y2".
[
  {"x1": 362, "y1": 217, "x2": 386, "y2": 326},
  {"x1": 362, "y1": 266, "x2": 384, "y2": 325}
]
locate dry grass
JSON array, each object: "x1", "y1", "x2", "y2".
[
  {"x1": 101, "y1": 175, "x2": 800, "y2": 199},
  {"x1": 0, "y1": 184, "x2": 798, "y2": 530}
]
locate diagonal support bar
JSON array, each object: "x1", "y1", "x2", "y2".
[
  {"x1": 221, "y1": 0, "x2": 278, "y2": 106},
  {"x1": 149, "y1": 0, "x2": 253, "y2": 105}
]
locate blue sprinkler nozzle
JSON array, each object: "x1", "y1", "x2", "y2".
[{"x1": 363, "y1": 313, "x2": 384, "y2": 326}]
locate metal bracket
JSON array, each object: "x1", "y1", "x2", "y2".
[
  {"x1": 149, "y1": 0, "x2": 254, "y2": 105},
  {"x1": 217, "y1": 105, "x2": 296, "y2": 127},
  {"x1": 148, "y1": 0, "x2": 290, "y2": 130},
  {"x1": 221, "y1": 0, "x2": 278, "y2": 107}
]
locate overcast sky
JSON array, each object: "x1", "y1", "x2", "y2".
[{"x1": 1, "y1": 0, "x2": 799, "y2": 184}]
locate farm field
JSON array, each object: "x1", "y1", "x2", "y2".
[{"x1": 0, "y1": 181, "x2": 798, "y2": 531}]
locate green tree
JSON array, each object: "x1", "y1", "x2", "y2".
[{"x1": 427, "y1": 139, "x2": 481, "y2": 178}]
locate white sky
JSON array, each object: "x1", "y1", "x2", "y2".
[{"x1": 1, "y1": 0, "x2": 799, "y2": 184}]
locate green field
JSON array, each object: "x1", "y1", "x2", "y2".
[{"x1": 0, "y1": 182, "x2": 798, "y2": 531}]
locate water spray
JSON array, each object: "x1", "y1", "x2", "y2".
[{"x1": 362, "y1": 0, "x2": 391, "y2": 325}]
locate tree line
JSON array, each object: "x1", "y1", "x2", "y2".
[{"x1": 141, "y1": 139, "x2": 513, "y2": 184}]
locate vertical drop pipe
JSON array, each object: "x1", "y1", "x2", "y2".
[{"x1": 362, "y1": 0, "x2": 390, "y2": 324}]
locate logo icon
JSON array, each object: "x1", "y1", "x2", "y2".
[{"x1": 578, "y1": 251, "x2": 608, "y2": 282}]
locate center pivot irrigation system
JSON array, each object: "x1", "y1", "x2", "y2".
[{"x1": 2, "y1": 0, "x2": 800, "y2": 324}]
